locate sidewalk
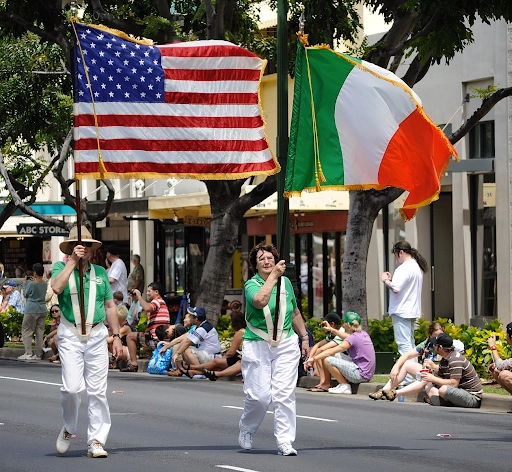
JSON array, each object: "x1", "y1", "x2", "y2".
[{"x1": 2, "y1": 347, "x2": 510, "y2": 412}]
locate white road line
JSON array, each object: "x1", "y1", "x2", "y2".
[
  {"x1": 0, "y1": 376, "x2": 61, "y2": 386},
  {"x1": 216, "y1": 466, "x2": 261, "y2": 472},
  {"x1": 222, "y1": 405, "x2": 338, "y2": 422}
]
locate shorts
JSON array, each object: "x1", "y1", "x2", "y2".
[
  {"x1": 226, "y1": 353, "x2": 242, "y2": 367},
  {"x1": 190, "y1": 346, "x2": 215, "y2": 364},
  {"x1": 325, "y1": 352, "x2": 368, "y2": 384},
  {"x1": 439, "y1": 385, "x2": 481, "y2": 408}
]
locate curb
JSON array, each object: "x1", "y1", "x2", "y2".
[{"x1": 2, "y1": 348, "x2": 509, "y2": 412}]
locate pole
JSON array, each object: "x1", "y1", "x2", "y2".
[
  {"x1": 273, "y1": 198, "x2": 289, "y2": 340},
  {"x1": 75, "y1": 179, "x2": 87, "y2": 335}
]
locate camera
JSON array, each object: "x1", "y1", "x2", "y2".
[{"x1": 129, "y1": 290, "x2": 137, "y2": 296}]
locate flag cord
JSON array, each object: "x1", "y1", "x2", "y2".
[{"x1": 71, "y1": 19, "x2": 106, "y2": 178}]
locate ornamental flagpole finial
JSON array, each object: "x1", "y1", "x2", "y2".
[{"x1": 299, "y1": 11, "x2": 305, "y2": 34}]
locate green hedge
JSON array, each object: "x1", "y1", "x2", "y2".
[
  {"x1": 0, "y1": 306, "x2": 54, "y2": 340},
  {"x1": 367, "y1": 316, "x2": 512, "y2": 379}
]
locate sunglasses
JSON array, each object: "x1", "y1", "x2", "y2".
[{"x1": 51, "y1": 309, "x2": 60, "y2": 314}]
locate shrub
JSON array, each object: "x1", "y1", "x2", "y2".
[
  {"x1": 0, "y1": 306, "x2": 25, "y2": 339},
  {"x1": 368, "y1": 317, "x2": 398, "y2": 353}
]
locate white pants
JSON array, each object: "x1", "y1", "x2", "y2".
[
  {"x1": 58, "y1": 322, "x2": 111, "y2": 446},
  {"x1": 240, "y1": 334, "x2": 300, "y2": 447}
]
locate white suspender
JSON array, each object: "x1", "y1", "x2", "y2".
[{"x1": 246, "y1": 279, "x2": 289, "y2": 347}]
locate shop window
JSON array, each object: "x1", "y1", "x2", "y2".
[{"x1": 469, "y1": 121, "x2": 495, "y2": 159}]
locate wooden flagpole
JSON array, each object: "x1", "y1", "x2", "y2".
[
  {"x1": 273, "y1": 197, "x2": 289, "y2": 341},
  {"x1": 75, "y1": 179, "x2": 87, "y2": 335}
]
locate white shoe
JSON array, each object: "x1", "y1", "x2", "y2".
[
  {"x1": 56, "y1": 426, "x2": 71, "y2": 455},
  {"x1": 238, "y1": 422, "x2": 252, "y2": 450},
  {"x1": 328, "y1": 383, "x2": 352, "y2": 394},
  {"x1": 277, "y1": 444, "x2": 297, "y2": 456},
  {"x1": 18, "y1": 354, "x2": 35, "y2": 361},
  {"x1": 87, "y1": 440, "x2": 108, "y2": 458}
]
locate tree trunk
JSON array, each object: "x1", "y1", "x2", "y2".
[{"x1": 342, "y1": 188, "x2": 404, "y2": 329}]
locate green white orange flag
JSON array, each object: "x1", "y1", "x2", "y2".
[{"x1": 285, "y1": 37, "x2": 458, "y2": 220}]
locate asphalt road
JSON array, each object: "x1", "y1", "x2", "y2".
[{"x1": 1, "y1": 359, "x2": 510, "y2": 472}]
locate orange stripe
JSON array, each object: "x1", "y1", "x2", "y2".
[{"x1": 378, "y1": 109, "x2": 452, "y2": 213}]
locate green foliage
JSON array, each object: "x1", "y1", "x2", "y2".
[
  {"x1": 0, "y1": 305, "x2": 25, "y2": 338},
  {"x1": 216, "y1": 313, "x2": 235, "y2": 342},
  {"x1": 368, "y1": 317, "x2": 398, "y2": 353},
  {"x1": 305, "y1": 317, "x2": 326, "y2": 344},
  {"x1": 469, "y1": 84, "x2": 500, "y2": 100},
  {"x1": 135, "y1": 312, "x2": 147, "y2": 333}
]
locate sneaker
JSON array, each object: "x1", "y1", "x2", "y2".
[
  {"x1": 328, "y1": 383, "x2": 352, "y2": 394},
  {"x1": 238, "y1": 422, "x2": 252, "y2": 450},
  {"x1": 56, "y1": 426, "x2": 71, "y2": 455},
  {"x1": 18, "y1": 353, "x2": 35, "y2": 361},
  {"x1": 87, "y1": 440, "x2": 108, "y2": 458},
  {"x1": 277, "y1": 444, "x2": 297, "y2": 456}
]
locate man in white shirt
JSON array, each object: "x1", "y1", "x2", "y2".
[{"x1": 106, "y1": 245, "x2": 128, "y2": 303}]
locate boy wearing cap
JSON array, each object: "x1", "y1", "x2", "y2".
[
  {"x1": 121, "y1": 282, "x2": 170, "y2": 372},
  {"x1": 421, "y1": 333, "x2": 483, "y2": 408},
  {"x1": 171, "y1": 306, "x2": 222, "y2": 373},
  {"x1": 306, "y1": 313, "x2": 347, "y2": 392}
]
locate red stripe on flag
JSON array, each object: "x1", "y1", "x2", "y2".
[
  {"x1": 159, "y1": 44, "x2": 257, "y2": 58},
  {"x1": 164, "y1": 92, "x2": 259, "y2": 105},
  {"x1": 75, "y1": 138, "x2": 269, "y2": 152},
  {"x1": 74, "y1": 114, "x2": 264, "y2": 129},
  {"x1": 75, "y1": 160, "x2": 277, "y2": 175},
  {"x1": 164, "y1": 68, "x2": 261, "y2": 82}
]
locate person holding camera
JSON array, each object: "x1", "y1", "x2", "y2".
[
  {"x1": 488, "y1": 323, "x2": 512, "y2": 409},
  {"x1": 120, "y1": 282, "x2": 170, "y2": 372},
  {"x1": 18, "y1": 263, "x2": 47, "y2": 360},
  {"x1": 369, "y1": 321, "x2": 444, "y2": 401}
]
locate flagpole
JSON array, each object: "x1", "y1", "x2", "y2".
[
  {"x1": 75, "y1": 179, "x2": 87, "y2": 335},
  {"x1": 273, "y1": 197, "x2": 289, "y2": 341},
  {"x1": 273, "y1": 0, "x2": 293, "y2": 340}
]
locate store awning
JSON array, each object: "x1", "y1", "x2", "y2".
[{"x1": 148, "y1": 187, "x2": 350, "y2": 220}]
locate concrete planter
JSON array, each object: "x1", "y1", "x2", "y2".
[{"x1": 375, "y1": 351, "x2": 395, "y2": 374}]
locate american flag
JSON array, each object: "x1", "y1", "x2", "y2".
[{"x1": 71, "y1": 22, "x2": 279, "y2": 180}]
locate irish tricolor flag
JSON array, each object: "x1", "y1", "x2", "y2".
[{"x1": 285, "y1": 38, "x2": 457, "y2": 220}]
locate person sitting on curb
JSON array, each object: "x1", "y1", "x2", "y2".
[
  {"x1": 171, "y1": 306, "x2": 222, "y2": 377},
  {"x1": 120, "y1": 282, "x2": 170, "y2": 372},
  {"x1": 369, "y1": 321, "x2": 445, "y2": 401},
  {"x1": 306, "y1": 313, "x2": 347, "y2": 392},
  {"x1": 185, "y1": 310, "x2": 246, "y2": 381},
  {"x1": 304, "y1": 312, "x2": 375, "y2": 395},
  {"x1": 487, "y1": 322, "x2": 512, "y2": 411},
  {"x1": 421, "y1": 333, "x2": 483, "y2": 408}
]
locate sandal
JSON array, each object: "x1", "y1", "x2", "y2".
[
  {"x1": 202, "y1": 368, "x2": 217, "y2": 381},
  {"x1": 178, "y1": 363, "x2": 193, "y2": 379},
  {"x1": 368, "y1": 388, "x2": 386, "y2": 400},
  {"x1": 48, "y1": 354, "x2": 59, "y2": 363},
  {"x1": 384, "y1": 389, "x2": 397, "y2": 401},
  {"x1": 120, "y1": 363, "x2": 139, "y2": 372}
]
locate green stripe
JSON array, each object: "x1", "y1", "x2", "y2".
[{"x1": 286, "y1": 44, "x2": 360, "y2": 192}]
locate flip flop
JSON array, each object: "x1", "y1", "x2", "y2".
[
  {"x1": 307, "y1": 387, "x2": 329, "y2": 392},
  {"x1": 179, "y1": 363, "x2": 193, "y2": 379}
]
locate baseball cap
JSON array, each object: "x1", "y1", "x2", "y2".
[
  {"x1": 343, "y1": 311, "x2": 361, "y2": 325},
  {"x1": 2, "y1": 280, "x2": 16, "y2": 288},
  {"x1": 323, "y1": 313, "x2": 342, "y2": 325},
  {"x1": 187, "y1": 306, "x2": 206, "y2": 321},
  {"x1": 428, "y1": 333, "x2": 453, "y2": 348}
]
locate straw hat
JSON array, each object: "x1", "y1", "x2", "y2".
[{"x1": 59, "y1": 226, "x2": 102, "y2": 255}]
